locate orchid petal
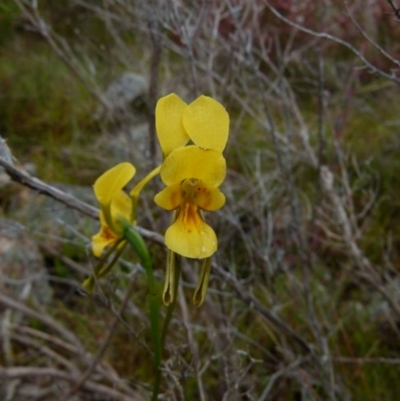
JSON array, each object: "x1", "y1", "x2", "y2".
[
  {"x1": 92, "y1": 226, "x2": 119, "y2": 257},
  {"x1": 182, "y1": 95, "x2": 229, "y2": 152},
  {"x1": 165, "y1": 205, "x2": 217, "y2": 259},
  {"x1": 94, "y1": 163, "x2": 136, "y2": 206},
  {"x1": 111, "y1": 190, "x2": 132, "y2": 221},
  {"x1": 156, "y1": 93, "x2": 189, "y2": 156},
  {"x1": 194, "y1": 187, "x2": 225, "y2": 211},
  {"x1": 154, "y1": 183, "x2": 181, "y2": 210},
  {"x1": 160, "y1": 146, "x2": 226, "y2": 187}
]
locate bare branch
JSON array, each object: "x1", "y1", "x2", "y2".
[
  {"x1": 147, "y1": 0, "x2": 162, "y2": 170},
  {"x1": 332, "y1": 356, "x2": 400, "y2": 365},
  {"x1": 213, "y1": 263, "x2": 313, "y2": 355},
  {"x1": 0, "y1": 157, "x2": 98, "y2": 219},
  {"x1": 65, "y1": 273, "x2": 139, "y2": 398},
  {"x1": 12, "y1": 0, "x2": 111, "y2": 109},
  {"x1": 0, "y1": 366, "x2": 144, "y2": 401},
  {"x1": 387, "y1": 0, "x2": 400, "y2": 21},
  {"x1": 345, "y1": 2, "x2": 400, "y2": 68},
  {"x1": 262, "y1": 0, "x2": 400, "y2": 83},
  {"x1": 0, "y1": 156, "x2": 164, "y2": 244}
]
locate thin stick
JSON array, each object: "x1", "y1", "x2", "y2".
[
  {"x1": 12, "y1": 324, "x2": 137, "y2": 395},
  {"x1": 262, "y1": 0, "x2": 400, "y2": 84},
  {"x1": 214, "y1": 264, "x2": 313, "y2": 355},
  {"x1": 147, "y1": 0, "x2": 162, "y2": 170},
  {"x1": 123, "y1": 226, "x2": 162, "y2": 401},
  {"x1": 0, "y1": 293, "x2": 82, "y2": 349},
  {"x1": 0, "y1": 366, "x2": 141, "y2": 401},
  {"x1": 386, "y1": 0, "x2": 400, "y2": 21},
  {"x1": 66, "y1": 273, "x2": 138, "y2": 398},
  {"x1": 12, "y1": 0, "x2": 110, "y2": 109},
  {"x1": 332, "y1": 356, "x2": 400, "y2": 365}
]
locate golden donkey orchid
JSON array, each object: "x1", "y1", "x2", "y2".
[
  {"x1": 154, "y1": 93, "x2": 229, "y2": 305},
  {"x1": 84, "y1": 162, "x2": 160, "y2": 293},
  {"x1": 92, "y1": 162, "x2": 136, "y2": 257}
]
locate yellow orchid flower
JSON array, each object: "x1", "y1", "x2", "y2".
[
  {"x1": 92, "y1": 196, "x2": 130, "y2": 257},
  {"x1": 155, "y1": 93, "x2": 229, "y2": 305},
  {"x1": 92, "y1": 162, "x2": 160, "y2": 257},
  {"x1": 155, "y1": 93, "x2": 229, "y2": 259}
]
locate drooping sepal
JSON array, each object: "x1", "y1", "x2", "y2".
[
  {"x1": 163, "y1": 249, "x2": 177, "y2": 305},
  {"x1": 193, "y1": 257, "x2": 212, "y2": 306}
]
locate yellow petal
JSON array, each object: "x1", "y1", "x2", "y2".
[
  {"x1": 182, "y1": 95, "x2": 229, "y2": 152},
  {"x1": 154, "y1": 183, "x2": 181, "y2": 210},
  {"x1": 94, "y1": 163, "x2": 136, "y2": 206},
  {"x1": 160, "y1": 146, "x2": 226, "y2": 187},
  {"x1": 156, "y1": 93, "x2": 190, "y2": 156},
  {"x1": 111, "y1": 190, "x2": 132, "y2": 222},
  {"x1": 92, "y1": 226, "x2": 119, "y2": 257},
  {"x1": 165, "y1": 204, "x2": 217, "y2": 259},
  {"x1": 195, "y1": 187, "x2": 225, "y2": 211},
  {"x1": 92, "y1": 209, "x2": 127, "y2": 257}
]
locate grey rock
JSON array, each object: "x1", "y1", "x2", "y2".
[
  {"x1": 8, "y1": 184, "x2": 98, "y2": 241},
  {"x1": 105, "y1": 72, "x2": 147, "y2": 106},
  {"x1": 98, "y1": 122, "x2": 156, "y2": 169},
  {"x1": 0, "y1": 219, "x2": 52, "y2": 306},
  {"x1": 100, "y1": 72, "x2": 148, "y2": 121}
]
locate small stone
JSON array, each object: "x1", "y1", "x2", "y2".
[{"x1": 99, "y1": 72, "x2": 148, "y2": 121}]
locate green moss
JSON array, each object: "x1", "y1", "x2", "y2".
[
  {"x1": 1, "y1": 43, "x2": 85, "y2": 138},
  {"x1": 0, "y1": 3, "x2": 19, "y2": 46}
]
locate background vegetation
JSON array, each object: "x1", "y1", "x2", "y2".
[{"x1": 1, "y1": 0, "x2": 400, "y2": 400}]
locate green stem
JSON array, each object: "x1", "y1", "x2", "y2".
[{"x1": 123, "y1": 225, "x2": 161, "y2": 401}]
